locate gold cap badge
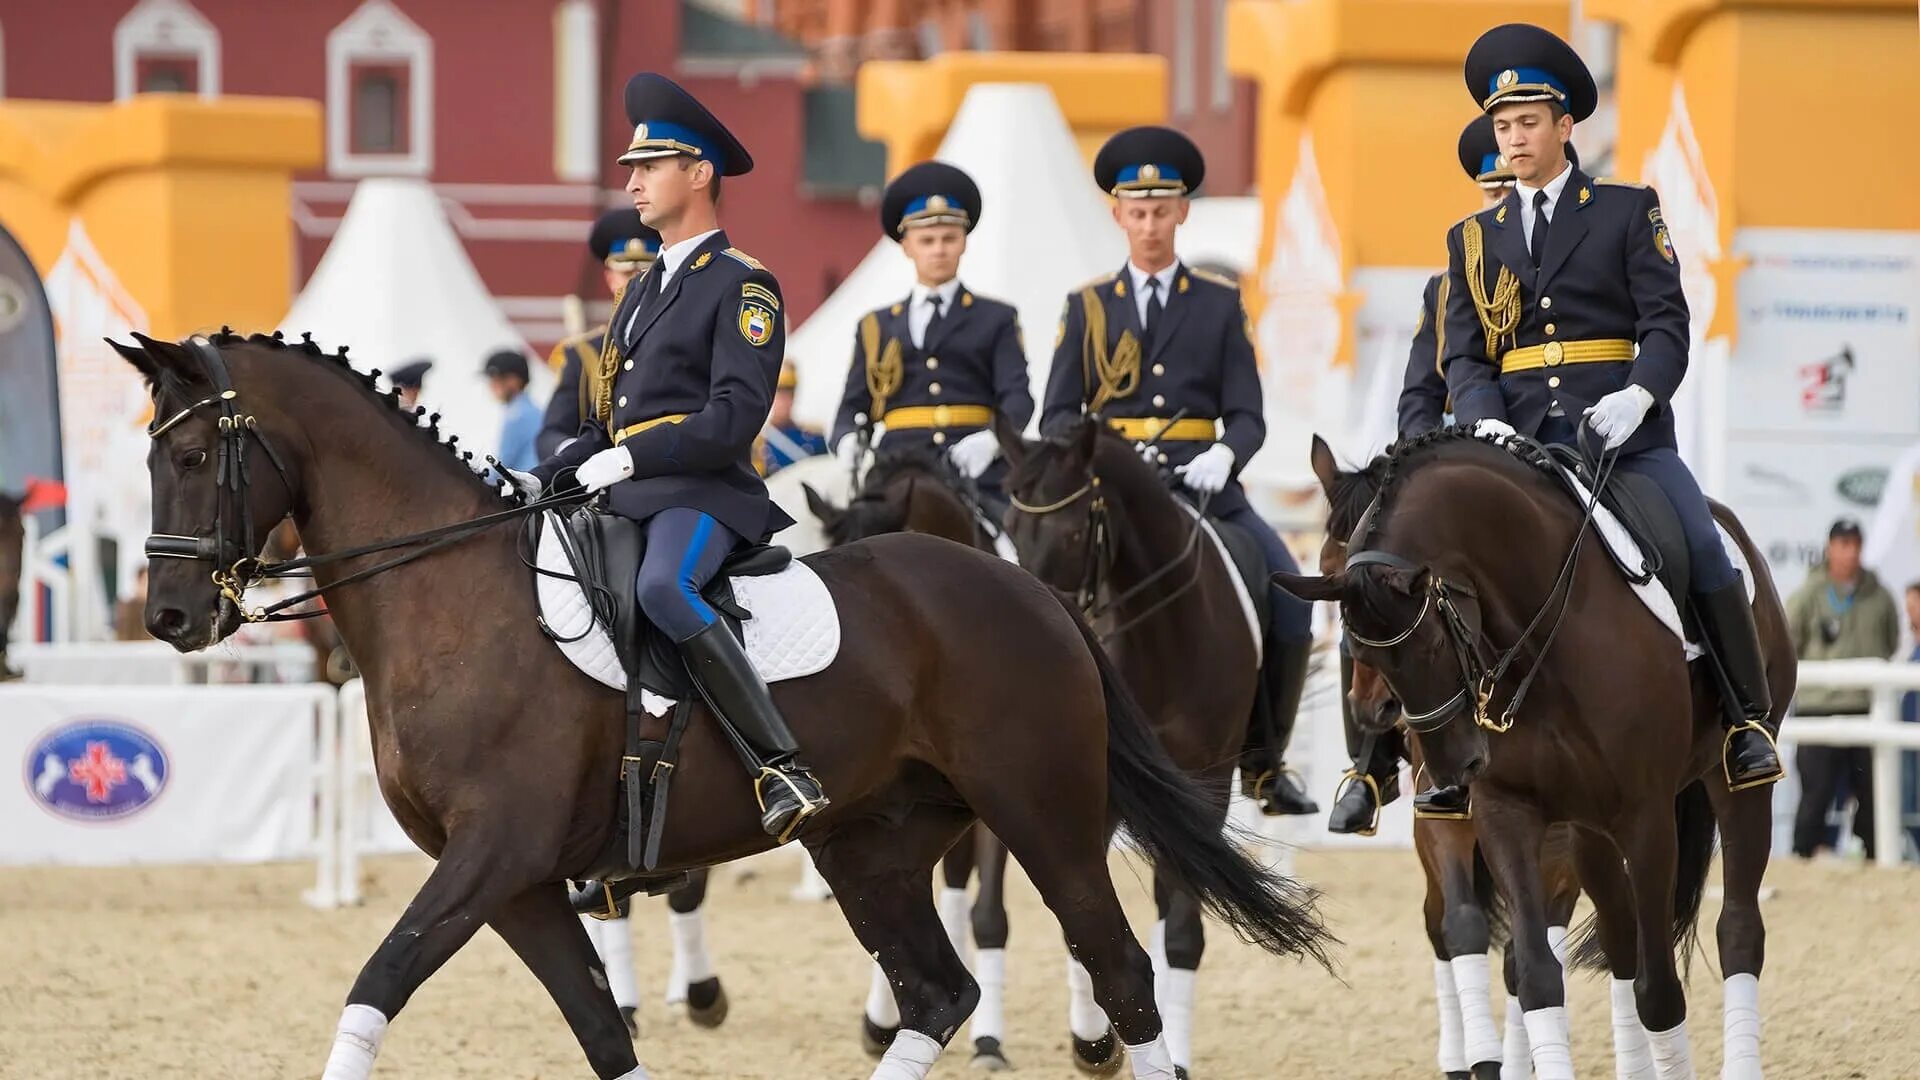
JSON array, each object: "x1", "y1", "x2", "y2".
[
  {"x1": 1139, "y1": 163, "x2": 1160, "y2": 181},
  {"x1": 1498, "y1": 69, "x2": 1518, "y2": 88}
]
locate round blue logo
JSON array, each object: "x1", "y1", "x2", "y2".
[{"x1": 25, "y1": 719, "x2": 169, "y2": 821}]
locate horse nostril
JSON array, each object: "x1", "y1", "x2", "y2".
[
  {"x1": 1462, "y1": 755, "x2": 1488, "y2": 781},
  {"x1": 147, "y1": 607, "x2": 187, "y2": 640}
]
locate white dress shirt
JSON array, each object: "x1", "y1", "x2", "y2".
[
  {"x1": 1126, "y1": 262, "x2": 1179, "y2": 328},
  {"x1": 908, "y1": 278, "x2": 962, "y2": 349},
  {"x1": 624, "y1": 227, "x2": 720, "y2": 340},
  {"x1": 1516, "y1": 161, "x2": 1573, "y2": 252}
]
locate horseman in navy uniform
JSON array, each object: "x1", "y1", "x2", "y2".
[
  {"x1": 511, "y1": 73, "x2": 829, "y2": 845},
  {"x1": 539, "y1": 209, "x2": 660, "y2": 459},
  {"x1": 1041, "y1": 126, "x2": 1317, "y2": 816},
  {"x1": 831, "y1": 161, "x2": 1032, "y2": 518},
  {"x1": 1436, "y1": 24, "x2": 1782, "y2": 811}
]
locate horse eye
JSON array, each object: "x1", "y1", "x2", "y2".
[{"x1": 180, "y1": 448, "x2": 209, "y2": 469}]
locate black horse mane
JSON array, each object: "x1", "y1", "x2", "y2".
[
  {"x1": 1360, "y1": 425, "x2": 1564, "y2": 545},
  {"x1": 863, "y1": 443, "x2": 957, "y2": 491},
  {"x1": 195, "y1": 328, "x2": 521, "y2": 506}
]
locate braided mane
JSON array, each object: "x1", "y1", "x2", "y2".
[{"x1": 1361, "y1": 425, "x2": 1566, "y2": 545}]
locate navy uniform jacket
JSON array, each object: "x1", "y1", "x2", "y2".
[
  {"x1": 1041, "y1": 263, "x2": 1264, "y2": 516},
  {"x1": 538, "y1": 327, "x2": 604, "y2": 459},
  {"x1": 533, "y1": 231, "x2": 795, "y2": 541},
  {"x1": 1397, "y1": 273, "x2": 1448, "y2": 438},
  {"x1": 830, "y1": 285, "x2": 1033, "y2": 452},
  {"x1": 1441, "y1": 168, "x2": 1689, "y2": 456}
]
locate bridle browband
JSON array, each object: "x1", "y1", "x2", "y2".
[{"x1": 144, "y1": 335, "x2": 583, "y2": 623}]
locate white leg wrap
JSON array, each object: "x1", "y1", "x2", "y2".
[
  {"x1": 971, "y1": 948, "x2": 1007, "y2": 1042},
  {"x1": 938, "y1": 887, "x2": 972, "y2": 967},
  {"x1": 1721, "y1": 974, "x2": 1762, "y2": 1080},
  {"x1": 1066, "y1": 957, "x2": 1111, "y2": 1042},
  {"x1": 1646, "y1": 1020, "x2": 1697, "y2": 1080},
  {"x1": 1148, "y1": 919, "x2": 1170, "y2": 1012},
  {"x1": 1547, "y1": 925, "x2": 1571, "y2": 1006},
  {"x1": 614, "y1": 1067, "x2": 652, "y2": 1079},
  {"x1": 869, "y1": 1029, "x2": 943, "y2": 1080},
  {"x1": 866, "y1": 960, "x2": 901, "y2": 1028},
  {"x1": 1524, "y1": 1006, "x2": 1575, "y2": 1080},
  {"x1": 1162, "y1": 967, "x2": 1196, "y2": 1071},
  {"x1": 1502, "y1": 996, "x2": 1532, "y2": 1080},
  {"x1": 667, "y1": 907, "x2": 715, "y2": 1005},
  {"x1": 1610, "y1": 978, "x2": 1655, "y2": 1080},
  {"x1": 596, "y1": 913, "x2": 639, "y2": 1010},
  {"x1": 1433, "y1": 959, "x2": 1469, "y2": 1074},
  {"x1": 1125, "y1": 1037, "x2": 1179, "y2": 1079},
  {"x1": 321, "y1": 1003, "x2": 389, "y2": 1080},
  {"x1": 1453, "y1": 952, "x2": 1504, "y2": 1067}
]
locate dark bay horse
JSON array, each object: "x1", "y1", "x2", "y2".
[
  {"x1": 1279, "y1": 430, "x2": 1781, "y2": 1080},
  {"x1": 121, "y1": 331, "x2": 1329, "y2": 1080},
  {"x1": 806, "y1": 446, "x2": 1022, "y2": 1071},
  {"x1": 0, "y1": 490, "x2": 22, "y2": 678},
  {"x1": 999, "y1": 416, "x2": 1303, "y2": 1077}
]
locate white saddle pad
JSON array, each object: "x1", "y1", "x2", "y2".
[
  {"x1": 1549, "y1": 460, "x2": 1754, "y2": 660},
  {"x1": 1176, "y1": 502, "x2": 1264, "y2": 668},
  {"x1": 535, "y1": 512, "x2": 841, "y2": 714}
]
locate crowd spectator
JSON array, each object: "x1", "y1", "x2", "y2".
[
  {"x1": 485, "y1": 349, "x2": 541, "y2": 472},
  {"x1": 1786, "y1": 518, "x2": 1901, "y2": 859}
]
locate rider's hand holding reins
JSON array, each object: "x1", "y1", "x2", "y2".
[
  {"x1": 505, "y1": 469, "x2": 543, "y2": 500},
  {"x1": 1175, "y1": 442, "x2": 1234, "y2": 495},
  {"x1": 1584, "y1": 385, "x2": 1655, "y2": 450},
  {"x1": 947, "y1": 430, "x2": 1000, "y2": 479},
  {"x1": 833, "y1": 432, "x2": 863, "y2": 470},
  {"x1": 1473, "y1": 417, "x2": 1517, "y2": 441},
  {"x1": 576, "y1": 446, "x2": 635, "y2": 493}
]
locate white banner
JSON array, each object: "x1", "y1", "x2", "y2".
[{"x1": 0, "y1": 685, "x2": 329, "y2": 866}]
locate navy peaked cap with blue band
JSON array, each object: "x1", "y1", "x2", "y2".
[
  {"x1": 1465, "y1": 24, "x2": 1597, "y2": 122},
  {"x1": 620, "y1": 73, "x2": 754, "y2": 176},
  {"x1": 1093, "y1": 126, "x2": 1205, "y2": 198},
  {"x1": 880, "y1": 161, "x2": 981, "y2": 239},
  {"x1": 588, "y1": 208, "x2": 661, "y2": 268}
]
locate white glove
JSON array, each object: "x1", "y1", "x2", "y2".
[
  {"x1": 1175, "y1": 442, "x2": 1235, "y2": 495},
  {"x1": 1474, "y1": 417, "x2": 1518, "y2": 441},
  {"x1": 575, "y1": 445, "x2": 635, "y2": 493},
  {"x1": 505, "y1": 469, "x2": 542, "y2": 500},
  {"x1": 834, "y1": 432, "x2": 864, "y2": 470},
  {"x1": 948, "y1": 430, "x2": 1000, "y2": 479},
  {"x1": 1584, "y1": 385, "x2": 1655, "y2": 450}
]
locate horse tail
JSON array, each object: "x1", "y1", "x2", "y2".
[
  {"x1": 1670, "y1": 778, "x2": 1717, "y2": 967},
  {"x1": 1059, "y1": 593, "x2": 1335, "y2": 969}
]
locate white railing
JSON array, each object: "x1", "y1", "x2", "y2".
[
  {"x1": 8, "y1": 640, "x2": 318, "y2": 685},
  {"x1": 1789, "y1": 659, "x2": 1920, "y2": 869}
]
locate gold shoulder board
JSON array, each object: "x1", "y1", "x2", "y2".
[{"x1": 723, "y1": 247, "x2": 766, "y2": 270}]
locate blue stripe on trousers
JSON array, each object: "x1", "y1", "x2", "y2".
[{"x1": 635, "y1": 508, "x2": 740, "y2": 643}]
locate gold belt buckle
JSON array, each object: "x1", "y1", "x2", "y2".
[
  {"x1": 932, "y1": 404, "x2": 952, "y2": 427},
  {"x1": 1543, "y1": 341, "x2": 1565, "y2": 367},
  {"x1": 1145, "y1": 418, "x2": 1166, "y2": 439}
]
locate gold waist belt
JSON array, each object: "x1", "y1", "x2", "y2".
[
  {"x1": 1500, "y1": 339, "x2": 1635, "y2": 374},
  {"x1": 1105, "y1": 416, "x2": 1220, "y2": 442},
  {"x1": 882, "y1": 404, "x2": 994, "y2": 430},
  {"x1": 611, "y1": 413, "x2": 690, "y2": 445}
]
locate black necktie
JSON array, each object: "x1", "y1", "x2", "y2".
[
  {"x1": 1144, "y1": 276, "x2": 1164, "y2": 342},
  {"x1": 923, "y1": 292, "x2": 945, "y2": 347},
  {"x1": 1530, "y1": 190, "x2": 1552, "y2": 268}
]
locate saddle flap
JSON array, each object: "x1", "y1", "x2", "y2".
[
  {"x1": 1174, "y1": 497, "x2": 1266, "y2": 667},
  {"x1": 722, "y1": 543, "x2": 792, "y2": 578}
]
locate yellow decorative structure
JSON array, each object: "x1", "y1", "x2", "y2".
[
  {"x1": 856, "y1": 52, "x2": 1167, "y2": 178},
  {"x1": 0, "y1": 95, "x2": 321, "y2": 338}
]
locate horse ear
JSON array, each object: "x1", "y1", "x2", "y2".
[
  {"x1": 801, "y1": 483, "x2": 841, "y2": 528},
  {"x1": 108, "y1": 337, "x2": 166, "y2": 386},
  {"x1": 993, "y1": 412, "x2": 1030, "y2": 469},
  {"x1": 128, "y1": 332, "x2": 204, "y2": 386},
  {"x1": 1309, "y1": 434, "x2": 1342, "y2": 500},
  {"x1": 1273, "y1": 569, "x2": 1347, "y2": 603},
  {"x1": 1070, "y1": 416, "x2": 1100, "y2": 464}
]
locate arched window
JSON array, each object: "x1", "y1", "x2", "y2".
[
  {"x1": 327, "y1": 0, "x2": 434, "y2": 177},
  {"x1": 114, "y1": 0, "x2": 221, "y2": 100}
]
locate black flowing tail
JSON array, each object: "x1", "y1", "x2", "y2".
[
  {"x1": 1567, "y1": 779, "x2": 1717, "y2": 972},
  {"x1": 1061, "y1": 594, "x2": 1335, "y2": 969}
]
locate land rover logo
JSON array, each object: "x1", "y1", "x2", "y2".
[{"x1": 1836, "y1": 467, "x2": 1886, "y2": 507}]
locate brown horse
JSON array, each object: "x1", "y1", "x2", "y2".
[
  {"x1": 121, "y1": 330, "x2": 1329, "y2": 1080},
  {"x1": 0, "y1": 490, "x2": 22, "y2": 678},
  {"x1": 806, "y1": 446, "x2": 1025, "y2": 1070},
  {"x1": 999, "y1": 415, "x2": 1308, "y2": 1077},
  {"x1": 1279, "y1": 429, "x2": 1781, "y2": 1079}
]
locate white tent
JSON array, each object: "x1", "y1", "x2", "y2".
[
  {"x1": 789, "y1": 83, "x2": 1126, "y2": 433},
  {"x1": 280, "y1": 178, "x2": 546, "y2": 461}
]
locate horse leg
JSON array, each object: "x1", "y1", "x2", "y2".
[
  {"x1": 1706, "y1": 777, "x2": 1770, "y2": 1080},
  {"x1": 1499, "y1": 948, "x2": 1528, "y2": 1080},
  {"x1": 1474, "y1": 793, "x2": 1571, "y2": 1080},
  {"x1": 938, "y1": 825, "x2": 976, "y2": 971},
  {"x1": 810, "y1": 799, "x2": 978, "y2": 1080},
  {"x1": 1432, "y1": 824, "x2": 1501, "y2": 1080},
  {"x1": 1155, "y1": 862, "x2": 1206, "y2": 1077},
  {"x1": 578, "y1": 910, "x2": 641, "y2": 1037},
  {"x1": 1621, "y1": 803, "x2": 1695, "y2": 1080},
  {"x1": 664, "y1": 868, "x2": 726, "y2": 1027},
  {"x1": 1571, "y1": 830, "x2": 1654, "y2": 1080},
  {"x1": 491, "y1": 882, "x2": 647, "y2": 1079},
  {"x1": 1417, "y1": 828, "x2": 1472, "y2": 1080},
  {"x1": 320, "y1": 839, "x2": 541, "y2": 1079},
  {"x1": 969, "y1": 828, "x2": 1015, "y2": 1071}
]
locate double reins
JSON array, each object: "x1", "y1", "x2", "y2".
[{"x1": 144, "y1": 337, "x2": 585, "y2": 623}]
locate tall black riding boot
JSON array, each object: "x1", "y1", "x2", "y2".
[
  {"x1": 1329, "y1": 730, "x2": 1402, "y2": 836},
  {"x1": 681, "y1": 622, "x2": 830, "y2": 841},
  {"x1": 1242, "y1": 636, "x2": 1319, "y2": 816},
  {"x1": 1694, "y1": 581, "x2": 1783, "y2": 791}
]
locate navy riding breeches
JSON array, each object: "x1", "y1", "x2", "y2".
[{"x1": 635, "y1": 508, "x2": 742, "y2": 643}]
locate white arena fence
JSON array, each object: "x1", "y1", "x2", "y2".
[
  {"x1": 8, "y1": 640, "x2": 318, "y2": 685},
  {"x1": 4, "y1": 657, "x2": 1915, "y2": 908}
]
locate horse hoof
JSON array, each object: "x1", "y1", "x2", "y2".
[
  {"x1": 970, "y1": 1036, "x2": 1012, "y2": 1071},
  {"x1": 1446, "y1": 1073, "x2": 1471, "y2": 1080},
  {"x1": 620, "y1": 1005, "x2": 639, "y2": 1039},
  {"x1": 1071, "y1": 1029, "x2": 1125, "y2": 1076},
  {"x1": 685, "y1": 977, "x2": 727, "y2": 1028},
  {"x1": 1469, "y1": 1063, "x2": 1501, "y2": 1080},
  {"x1": 1174, "y1": 1067, "x2": 1191, "y2": 1080},
  {"x1": 861, "y1": 1014, "x2": 898, "y2": 1058}
]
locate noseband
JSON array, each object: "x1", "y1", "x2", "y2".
[{"x1": 1342, "y1": 548, "x2": 1502, "y2": 735}]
